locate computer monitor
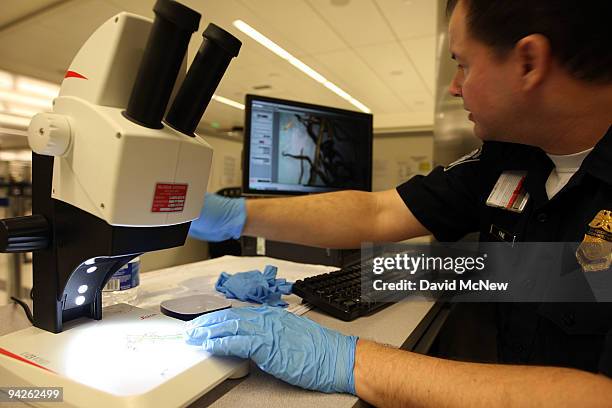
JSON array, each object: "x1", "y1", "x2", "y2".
[{"x1": 242, "y1": 94, "x2": 373, "y2": 196}]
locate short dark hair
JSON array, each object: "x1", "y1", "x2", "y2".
[{"x1": 446, "y1": 0, "x2": 612, "y2": 83}]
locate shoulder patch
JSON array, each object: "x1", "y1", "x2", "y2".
[{"x1": 444, "y1": 147, "x2": 482, "y2": 172}]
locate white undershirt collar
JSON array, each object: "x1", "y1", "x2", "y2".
[
  {"x1": 545, "y1": 148, "x2": 593, "y2": 199},
  {"x1": 546, "y1": 148, "x2": 593, "y2": 173}
]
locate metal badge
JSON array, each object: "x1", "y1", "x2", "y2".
[{"x1": 576, "y1": 209, "x2": 612, "y2": 272}]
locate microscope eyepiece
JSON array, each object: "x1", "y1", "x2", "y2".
[
  {"x1": 165, "y1": 24, "x2": 242, "y2": 136},
  {"x1": 201, "y1": 23, "x2": 242, "y2": 58},
  {"x1": 124, "y1": 0, "x2": 201, "y2": 129},
  {"x1": 153, "y1": 0, "x2": 200, "y2": 31}
]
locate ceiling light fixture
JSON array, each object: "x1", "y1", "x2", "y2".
[
  {"x1": 0, "y1": 149, "x2": 32, "y2": 161},
  {"x1": 15, "y1": 77, "x2": 60, "y2": 99},
  {"x1": 232, "y1": 19, "x2": 371, "y2": 113},
  {"x1": 0, "y1": 113, "x2": 31, "y2": 128},
  {"x1": 0, "y1": 71, "x2": 13, "y2": 89},
  {"x1": 7, "y1": 105, "x2": 40, "y2": 118},
  {"x1": 211, "y1": 94, "x2": 245, "y2": 110},
  {"x1": 0, "y1": 70, "x2": 57, "y2": 129},
  {"x1": 0, "y1": 90, "x2": 53, "y2": 110}
]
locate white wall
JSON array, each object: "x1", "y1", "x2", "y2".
[
  {"x1": 373, "y1": 130, "x2": 434, "y2": 243},
  {"x1": 139, "y1": 236, "x2": 209, "y2": 273},
  {"x1": 204, "y1": 134, "x2": 243, "y2": 193},
  {"x1": 372, "y1": 131, "x2": 434, "y2": 191}
]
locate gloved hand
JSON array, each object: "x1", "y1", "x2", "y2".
[
  {"x1": 184, "y1": 306, "x2": 358, "y2": 394},
  {"x1": 215, "y1": 265, "x2": 293, "y2": 307},
  {"x1": 189, "y1": 193, "x2": 246, "y2": 242}
]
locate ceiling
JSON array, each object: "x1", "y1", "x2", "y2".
[{"x1": 0, "y1": 0, "x2": 438, "y2": 133}]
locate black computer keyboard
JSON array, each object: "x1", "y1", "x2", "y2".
[{"x1": 292, "y1": 263, "x2": 389, "y2": 321}]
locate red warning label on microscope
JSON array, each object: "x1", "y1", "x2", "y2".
[{"x1": 151, "y1": 183, "x2": 188, "y2": 212}]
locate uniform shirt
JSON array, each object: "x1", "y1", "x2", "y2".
[{"x1": 396, "y1": 126, "x2": 612, "y2": 376}]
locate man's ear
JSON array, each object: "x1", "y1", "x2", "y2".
[{"x1": 514, "y1": 34, "x2": 552, "y2": 91}]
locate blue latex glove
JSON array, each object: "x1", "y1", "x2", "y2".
[
  {"x1": 215, "y1": 265, "x2": 293, "y2": 307},
  {"x1": 189, "y1": 193, "x2": 246, "y2": 241},
  {"x1": 184, "y1": 306, "x2": 358, "y2": 394}
]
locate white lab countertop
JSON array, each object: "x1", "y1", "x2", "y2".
[{"x1": 0, "y1": 256, "x2": 438, "y2": 408}]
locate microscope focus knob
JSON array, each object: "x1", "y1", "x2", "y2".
[{"x1": 28, "y1": 113, "x2": 72, "y2": 156}]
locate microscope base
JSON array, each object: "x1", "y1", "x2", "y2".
[{"x1": 0, "y1": 303, "x2": 248, "y2": 407}]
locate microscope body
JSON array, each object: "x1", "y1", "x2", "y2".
[
  {"x1": 0, "y1": 0, "x2": 241, "y2": 333},
  {"x1": 35, "y1": 12, "x2": 213, "y2": 227}
]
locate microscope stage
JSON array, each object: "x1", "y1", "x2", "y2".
[{"x1": 0, "y1": 304, "x2": 248, "y2": 407}]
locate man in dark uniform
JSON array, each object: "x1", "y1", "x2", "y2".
[{"x1": 185, "y1": 0, "x2": 612, "y2": 405}]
